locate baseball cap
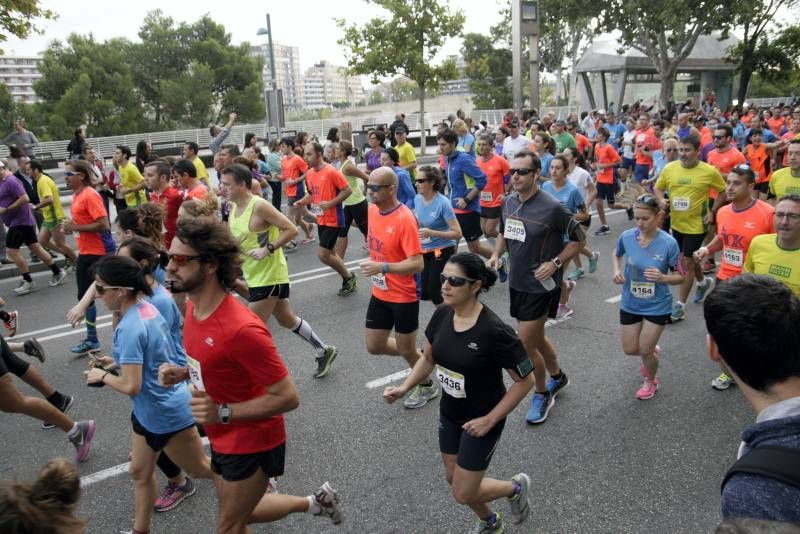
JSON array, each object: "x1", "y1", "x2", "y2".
[
  {"x1": 395, "y1": 126, "x2": 407, "y2": 134},
  {"x1": 555, "y1": 119, "x2": 567, "y2": 125}
]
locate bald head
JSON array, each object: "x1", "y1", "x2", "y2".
[{"x1": 369, "y1": 166, "x2": 397, "y2": 187}]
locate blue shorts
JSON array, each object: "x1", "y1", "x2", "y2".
[
  {"x1": 634, "y1": 164, "x2": 650, "y2": 183},
  {"x1": 621, "y1": 157, "x2": 635, "y2": 170}
]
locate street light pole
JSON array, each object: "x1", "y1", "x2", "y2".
[{"x1": 257, "y1": 15, "x2": 282, "y2": 141}]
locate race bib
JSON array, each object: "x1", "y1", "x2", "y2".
[
  {"x1": 504, "y1": 218, "x2": 526, "y2": 242},
  {"x1": 186, "y1": 354, "x2": 205, "y2": 391},
  {"x1": 371, "y1": 273, "x2": 388, "y2": 291},
  {"x1": 436, "y1": 365, "x2": 466, "y2": 398},
  {"x1": 672, "y1": 197, "x2": 690, "y2": 211},
  {"x1": 723, "y1": 248, "x2": 744, "y2": 267},
  {"x1": 310, "y1": 204, "x2": 324, "y2": 217},
  {"x1": 630, "y1": 281, "x2": 656, "y2": 299},
  {"x1": 480, "y1": 190, "x2": 493, "y2": 202}
]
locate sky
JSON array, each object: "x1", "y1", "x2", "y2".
[{"x1": 2, "y1": 0, "x2": 506, "y2": 71}]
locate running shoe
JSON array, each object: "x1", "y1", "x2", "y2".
[
  {"x1": 546, "y1": 372, "x2": 569, "y2": 398},
  {"x1": 711, "y1": 372, "x2": 735, "y2": 391},
  {"x1": 284, "y1": 240, "x2": 298, "y2": 253},
  {"x1": 471, "y1": 513, "x2": 504, "y2": 533},
  {"x1": 566, "y1": 268, "x2": 584, "y2": 281},
  {"x1": 337, "y1": 273, "x2": 357, "y2": 296},
  {"x1": 154, "y1": 477, "x2": 196, "y2": 512},
  {"x1": 70, "y1": 339, "x2": 101, "y2": 354},
  {"x1": 702, "y1": 259, "x2": 716, "y2": 274},
  {"x1": 497, "y1": 253, "x2": 508, "y2": 283},
  {"x1": 64, "y1": 260, "x2": 76, "y2": 274},
  {"x1": 594, "y1": 225, "x2": 610, "y2": 236},
  {"x1": 49, "y1": 270, "x2": 68, "y2": 287},
  {"x1": 636, "y1": 378, "x2": 659, "y2": 400},
  {"x1": 24, "y1": 338, "x2": 46, "y2": 362},
  {"x1": 42, "y1": 394, "x2": 74, "y2": 429},
  {"x1": 301, "y1": 236, "x2": 316, "y2": 245},
  {"x1": 508, "y1": 473, "x2": 531, "y2": 525},
  {"x1": 526, "y1": 391, "x2": 553, "y2": 424},
  {"x1": 69, "y1": 420, "x2": 96, "y2": 462},
  {"x1": 403, "y1": 381, "x2": 440, "y2": 409},
  {"x1": 588, "y1": 251, "x2": 600, "y2": 274},
  {"x1": 555, "y1": 304, "x2": 573, "y2": 320},
  {"x1": 312, "y1": 482, "x2": 343, "y2": 525},
  {"x1": 13, "y1": 280, "x2": 35, "y2": 295},
  {"x1": 314, "y1": 346, "x2": 337, "y2": 378},
  {"x1": 626, "y1": 206, "x2": 635, "y2": 220},
  {"x1": 670, "y1": 303, "x2": 685, "y2": 322},
  {"x1": 4, "y1": 310, "x2": 18, "y2": 336},
  {"x1": 692, "y1": 276, "x2": 715, "y2": 304}
]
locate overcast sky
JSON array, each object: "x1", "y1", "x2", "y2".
[{"x1": 3, "y1": 0, "x2": 505, "y2": 71}]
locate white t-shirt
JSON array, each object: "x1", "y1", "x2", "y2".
[
  {"x1": 622, "y1": 130, "x2": 636, "y2": 159},
  {"x1": 503, "y1": 135, "x2": 531, "y2": 160},
  {"x1": 567, "y1": 167, "x2": 593, "y2": 203}
]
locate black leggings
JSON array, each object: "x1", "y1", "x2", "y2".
[
  {"x1": 339, "y1": 200, "x2": 368, "y2": 239},
  {"x1": 0, "y1": 335, "x2": 29, "y2": 379},
  {"x1": 421, "y1": 246, "x2": 456, "y2": 305},
  {"x1": 269, "y1": 181, "x2": 282, "y2": 212}
]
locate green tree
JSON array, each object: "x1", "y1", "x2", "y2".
[
  {"x1": 725, "y1": 0, "x2": 800, "y2": 104},
  {"x1": 337, "y1": 0, "x2": 463, "y2": 154},
  {"x1": 0, "y1": 82, "x2": 16, "y2": 129},
  {"x1": 0, "y1": 0, "x2": 56, "y2": 53},
  {"x1": 598, "y1": 0, "x2": 732, "y2": 109},
  {"x1": 461, "y1": 33, "x2": 513, "y2": 109}
]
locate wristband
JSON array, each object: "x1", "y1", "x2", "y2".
[
  {"x1": 102, "y1": 371, "x2": 109, "y2": 383},
  {"x1": 381, "y1": 263, "x2": 390, "y2": 275}
]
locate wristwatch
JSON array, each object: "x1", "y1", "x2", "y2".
[
  {"x1": 552, "y1": 257, "x2": 563, "y2": 269},
  {"x1": 266, "y1": 243, "x2": 275, "y2": 254},
  {"x1": 218, "y1": 403, "x2": 232, "y2": 424}
]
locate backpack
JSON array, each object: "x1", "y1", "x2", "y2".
[{"x1": 722, "y1": 446, "x2": 800, "y2": 492}]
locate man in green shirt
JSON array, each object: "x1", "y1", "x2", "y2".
[{"x1": 552, "y1": 119, "x2": 576, "y2": 153}]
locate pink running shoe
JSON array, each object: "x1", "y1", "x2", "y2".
[{"x1": 636, "y1": 378, "x2": 659, "y2": 400}]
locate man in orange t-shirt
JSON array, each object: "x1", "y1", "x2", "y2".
[
  {"x1": 279, "y1": 138, "x2": 313, "y2": 243},
  {"x1": 592, "y1": 127, "x2": 632, "y2": 233},
  {"x1": 744, "y1": 129, "x2": 773, "y2": 198},
  {"x1": 476, "y1": 133, "x2": 510, "y2": 239},
  {"x1": 633, "y1": 114, "x2": 659, "y2": 183},
  {"x1": 297, "y1": 142, "x2": 356, "y2": 296},
  {"x1": 359, "y1": 166, "x2": 435, "y2": 409}
]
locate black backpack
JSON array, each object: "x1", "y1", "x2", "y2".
[{"x1": 722, "y1": 446, "x2": 800, "y2": 491}]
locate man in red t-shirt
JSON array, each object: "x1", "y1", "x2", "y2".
[
  {"x1": 359, "y1": 166, "x2": 438, "y2": 409},
  {"x1": 296, "y1": 142, "x2": 356, "y2": 296},
  {"x1": 476, "y1": 133, "x2": 511, "y2": 239},
  {"x1": 144, "y1": 160, "x2": 183, "y2": 248},
  {"x1": 633, "y1": 114, "x2": 659, "y2": 183},
  {"x1": 159, "y1": 216, "x2": 342, "y2": 531}
]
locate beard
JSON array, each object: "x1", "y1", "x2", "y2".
[{"x1": 165, "y1": 270, "x2": 205, "y2": 294}]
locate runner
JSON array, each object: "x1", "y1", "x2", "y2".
[
  {"x1": 619, "y1": 118, "x2": 637, "y2": 186},
  {"x1": 633, "y1": 114, "x2": 660, "y2": 186},
  {"x1": 612, "y1": 195, "x2": 684, "y2": 400},
  {"x1": 394, "y1": 126, "x2": 417, "y2": 179},
  {"x1": 62, "y1": 159, "x2": 113, "y2": 355},
  {"x1": 362, "y1": 167, "x2": 439, "y2": 408},
  {"x1": 551, "y1": 120, "x2": 576, "y2": 153},
  {"x1": 83, "y1": 255, "x2": 213, "y2": 534},
  {"x1": 220, "y1": 163, "x2": 339, "y2": 378},
  {"x1": 476, "y1": 133, "x2": 511, "y2": 249},
  {"x1": 502, "y1": 120, "x2": 530, "y2": 160},
  {"x1": 769, "y1": 140, "x2": 800, "y2": 203},
  {"x1": 744, "y1": 194, "x2": 800, "y2": 297},
  {"x1": 488, "y1": 149, "x2": 585, "y2": 424},
  {"x1": 438, "y1": 129, "x2": 493, "y2": 261},
  {"x1": 114, "y1": 145, "x2": 147, "y2": 208},
  {"x1": 654, "y1": 133, "x2": 726, "y2": 321},
  {"x1": 144, "y1": 160, "x2": 183, "y2": 249},
  {"x1": 171, "y1": 159, "x2": 207, "y2": 201},
  {"x1": 563, "y1": 146, "x2": 601, "y2": 280},
  {"x1": 182, "y1": 141, "x2": 210, "y2": 187},
  {"x1": 693, "y1": 165, "x2": 774, "y2": 390},
  {"x1": 591, "y1": 127, "x2": 632, "y2": 236},
  {"x1": 380, "y1": 147, "x2": 416, "y2": 208},
  {"x1": 278, "y1": 137, "x2": 314, "y2": 245},
  {"x1": 333, "y1": 140, "x2": 369, "y2": 259},
  {"x1": 383, "y1": 252, "x2": 533, "y2": 533},
  {"x1": 541, "y1": 155, "x2": 589, "y2": 319},
  {"x1": 530, "y1": 132, "x2": 555, "y2": 178},
  {"x1": 0, "y1": 161, "x2": 66, "y2": 295},
  {"x1": 414, "y1": 165, "x2": 462, "y2": 305},
  {"x1": 0, "y1": 333, "x2": 94, "y2": 461},
  {"x1": 159, "y1": 215, "x2": 343, "y2": 532},
  {"x1": 296, "y1": 142, "x2": 357, "y2": 296},
  {"x1": 29, "y1": 160, "x2": 78, "y2": 270}
]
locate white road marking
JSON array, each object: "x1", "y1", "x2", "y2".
[
  {"x1": 605, "y1": 295, "x2": 622, "y2": 303},
  {"x1": 365, "y1": 368, "x2": 412, "y2": 389}
]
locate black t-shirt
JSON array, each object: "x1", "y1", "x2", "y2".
[{"x1": 425, "y1": 304, "x2": 532, "y2": 425}]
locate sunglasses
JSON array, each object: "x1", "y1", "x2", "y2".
[
  {"x1": 636, "y1": 194, "x2": 659, "y2": 208},
  {"x1": 168, "y1": 253, "x2": 204, "y2": 266},
  {"x1": 439, "y1": 274, "x2": 476, "y2": 287},
  {"x1": 64, "y1": 171, "x2": 78, "y2": 177},
  {"x1": 367, "y1": 184, "x2": 391, "y2": 192},
  {"x1": 95, "y1": 283, "x2": 133, "y2": 295},
  {"x1": 415, "y1": 178, "x2": 433, "y2": 184},
  {"x1": 712, "y1": 135, "x2": 728, "y2": 140},
  {"x1": 510, "y1": 168, "x2": 535, "y2": 176},
  {"x1": 733, "y1": 164, "x2": 752, "y2": 172}
]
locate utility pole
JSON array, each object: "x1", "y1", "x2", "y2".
[{"x1": 511, "y1": 1, "x2": 523, "y2": 118}]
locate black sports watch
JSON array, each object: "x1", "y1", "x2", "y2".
[
  {"x1": 218, "y1": 403, "x2": 232, "y2": 424},
  {"x1": 552, "y1": 257, "x2": 563, "y2": 269},
  {"x1": 266, "y1": 243, "x2": 276, "y2": 254}
]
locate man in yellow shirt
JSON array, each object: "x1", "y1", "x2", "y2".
[
  {"x1": 768, "y1": 140, "x2": 800, "y2": 204},
  {"x1": 655, "y1": 133, "x2": 726, "y2": 320},
  {"x1": 745, "y1": 194, "x2": 800, "y2": 297},
  {"x1": 182, "y1": 141, "x2": 210, "y2": 187},
  {"x1": 30, "y1": 160, "x2": 77, "y2": 269},
  {"x1": 394, "y1": 126, "x2": 417, "y2": 180},
  {"x1": 113, "y1": 145, "x2": 146, "y2": 207}
]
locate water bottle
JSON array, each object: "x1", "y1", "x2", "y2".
[{"x1": 540, "y1": 276, "x2": 556, "y2": 291}]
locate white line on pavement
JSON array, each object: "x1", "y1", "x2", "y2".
[{"x1": 605, "y1": 295, "x2": 622, "y2": 303}]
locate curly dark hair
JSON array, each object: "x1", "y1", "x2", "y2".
[{"x1": 175, "y1": 215, "x2": 242, "y2": 290}]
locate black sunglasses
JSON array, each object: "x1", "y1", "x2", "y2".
[
  {"x1": 636, "y1": 194, "x2": 659, "y2": 208},
  {"x1": 439, "y1": 274, "x2": 476, "y2": 287},
  {"x1": 367, "y1": 184, "x2": 391, "y2": 192},
  {"x1": 510, "y1": 168, "x2": 536, "y2": 176}
]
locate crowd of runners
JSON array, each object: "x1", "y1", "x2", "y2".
[{"x1": 0, "y1": 98, "x2": 799, "y2": 533}]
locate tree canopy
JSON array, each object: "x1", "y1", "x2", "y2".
[{"x1": 0, "y1": 0, "x2": 56, "y2": 52}]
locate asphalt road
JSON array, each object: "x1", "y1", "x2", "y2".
[{"x1": 0, "y1": 208, "x2": 753, "y2": 533}]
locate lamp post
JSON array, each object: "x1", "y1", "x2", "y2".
[
  {"x1": 257, "y1": 14, "x2": 281, "y2": 140},
  {"x1": 522, "y1": 1, "x2": 540, "y2": 113}
]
